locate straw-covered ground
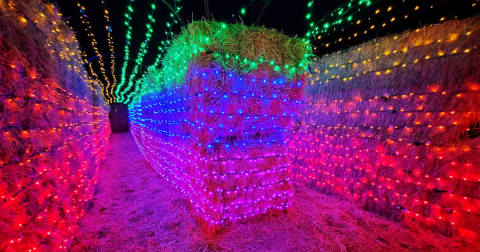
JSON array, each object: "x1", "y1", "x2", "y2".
[{"x1": 71, "y1": 132, "x2": 479, "y2": 252}]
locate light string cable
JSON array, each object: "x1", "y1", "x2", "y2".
[
  {"x1": 76, "y1": 1, "x2": 112, "y2": 98},
  {"x1": 83, "y1": 50, "x2": 103, "y2": 93},
  {"x1": 115, "y1": 0, "x2": 135, "y2": 101},
  {"x1": 124, "y1": 0, "x2": 183, "y2": 103},
  {"x1": 303, "y1": 0, "x2": 314, "y2": 44},
  {"x1": 60, "y1": 7, "x2": 102, "y2": 94},
  {"x1": 313, "y1": 0, "x2": 478, "y2": 50},
  {"x1": 229, "y1": 0, "x2": 257, "y2": 23},
  {"x1": 312, "y1": 0, "x2": 399, "y2": 43},
  {"x1": 124, "y1": 0, "x2": 186, "y2": 103},
  {"x1": 117, "y1": 0, "x2": 157, "y2": 102},
  {"x1": 305, "y1": 0, "x2": 383, "y2": 44},
  {"x1": 255, "y1": 0, "x2": 272, "y2": 26},
  {"x1": 102, "y1": 0, "x2": 117, "y2": 103}
]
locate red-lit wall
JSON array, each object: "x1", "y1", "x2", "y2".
[
  {"x1": 0, "y1": 1, "x2": 110, "y2": 250},
  {"x1": 291, "y1": 17, "x2": 480, "y2": 240}
]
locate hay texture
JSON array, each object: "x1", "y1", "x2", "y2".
[
  {"x1": 0, "y1": 0, "x2": 111, "y2": 251},
  {"x1": 124, "y1": 20, "x2": 312, "y2": 101},
  {"x1": 129, "y1": 21, "x2": 311, "y2": 228},
  {"x1": 292, "y1": 16, "x2": 480, "y2": 242}
]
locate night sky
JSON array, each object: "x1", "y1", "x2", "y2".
[
  {"x1": 56, "y1": 0, "x2": 339, "y2": 86},
  {"x1": 55, "y1": 0, "x2": 479, "y2": 91}
]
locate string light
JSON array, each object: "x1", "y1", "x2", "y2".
[
  {"x1": 127, "y1": 46, "x2": 306, "y2": 222},
  {"x1": 306, "y1": 0, "x2": 377, "y2": 41},
  {"x1": 229, "y1": 0, "x2": 257, "y2": 23},
  {"x1": 311, "y1": 0, "x2": 479, "y2": 52},
  {"x1": 312, "y1": 44, "x2": 474, "y2": 86},
  {"x1": 116, "y1": 0, "x2": 135, "y2": 101},
  {"x1": 123, "y1": 0, "x2": 183, "y2": 104},
  {"x1": 77, "y1": 2, "x2": 112, "y2": 97},
  {"x1": 303, "y1": 1, "x2": 315, "y2": 44},
  {"x1": 24, "y1": 4, "x2": 103, "y2": 96},
  {"x1": 0, "y1": 1, "x2": 111, "y2": 250},
  {"x1": 293, "y1": 15, "x2": 480, "y2": 238},
  {"x1": 116, "y1": 0, "x2": 157, "y2": 102},
  {"x1": 102, "y1": 0, "x2": 117, "y2": 103}
]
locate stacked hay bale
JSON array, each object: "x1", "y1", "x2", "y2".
[
  {"x1": 292, "y1": 17, "x2": 480, "y2": 240},
  {"x1": 129, "y1": 21, "x2": 311, "y2": 229},
  {"x1": 0, "y1": 0, "x2": 110, "y2": 250}
]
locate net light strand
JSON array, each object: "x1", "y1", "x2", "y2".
[
  {"x1": 101, "y1": 0, "x2": 117, "y2": 103},
  {"x1": 76, "y1": 2, "x2": 112, "y2": 96},
  {"x1": 116, "y1": 0, "x2": 135, "y2": 101}
]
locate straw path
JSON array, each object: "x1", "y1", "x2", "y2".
[{"x1": 72, "y1": 132, "x2": 478, "y2": 252}]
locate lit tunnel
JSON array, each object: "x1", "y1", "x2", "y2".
[{"x1": 1, "y1": 0, "x2": 480, "y2": 251}]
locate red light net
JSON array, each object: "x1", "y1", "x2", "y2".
[
  {"x1": 291, "y1": 17, "x2": 480, "y2": 241},
  {"x1": 0, "y1": 0, "x2": 111, "y2": 250}
]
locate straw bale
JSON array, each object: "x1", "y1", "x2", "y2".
[
  {"x1": 0, "y1": 0, "x2": 110, "y2": 251},
  {"x1": 293, "y1": 16, "x2": 480, "y2": 241},
  {"x1": 130, "y1": 21, "x2": 309, "y2": 227}
]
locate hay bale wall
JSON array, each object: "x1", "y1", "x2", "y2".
[
  {"x1": 291, "y1": 17, "x2": 480, "y2": 240},
  {"x1": 0, "y1": 0, "x2": 111, "y2": 250},
  {"x1": 129, "y1": 21, "x2": 310, "y2": 228}
]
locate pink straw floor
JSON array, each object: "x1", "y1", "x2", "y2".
[{"x1": 71, "y1": 132, "x2": 479, "y2": 252}]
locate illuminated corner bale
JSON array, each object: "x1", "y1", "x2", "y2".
[
  {"x1": 129, "y1": 21, "x2": 312, "y2": 227},
  {"x1": 292, "y1": 16, "x2": 480, "y2": 241}
]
